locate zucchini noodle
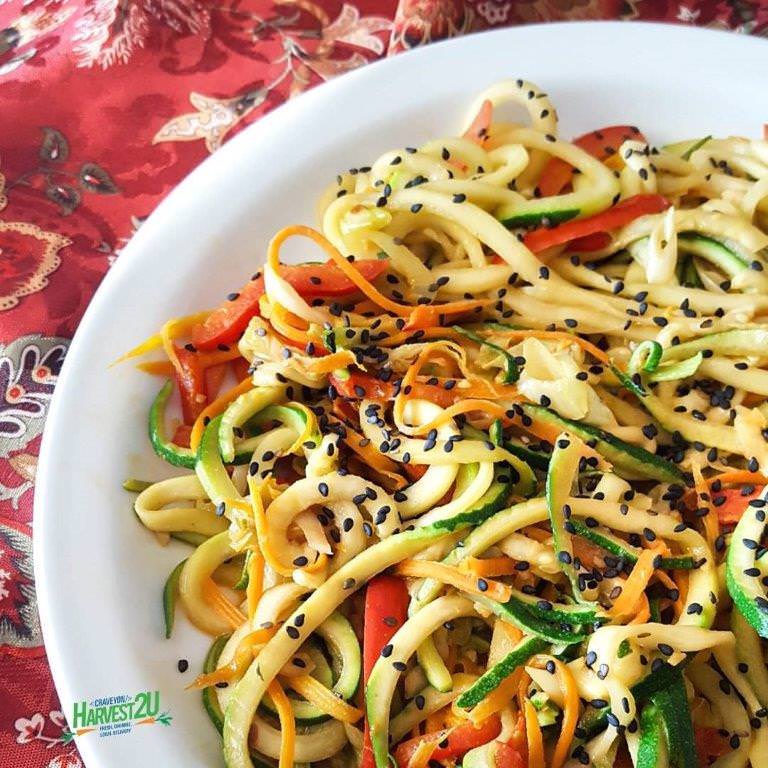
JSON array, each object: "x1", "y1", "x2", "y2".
[{"x1": 123, "y1": 80, "x2": 768, "y2": 768}]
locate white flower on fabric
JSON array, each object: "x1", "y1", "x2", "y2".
[
  {"x1": 0, "y1": 568, "x2": 10, "y2": 600},
  {"x1": 677, "y1": 5, "x2": 701, "y2": 22},
  {"x1": 14, "y1": 712, "x2": 45, "y2": 744}
]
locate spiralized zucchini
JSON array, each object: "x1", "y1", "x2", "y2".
[{"x1": 124, "y1": 79, "x2": 768, "y2": 768}]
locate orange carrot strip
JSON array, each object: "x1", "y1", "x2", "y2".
[
  {"x1": 692, "y1": 461, "x2": 719, "y2": 553},
  {"x1": 610, "y1": 548, "x2": 657, "y2": 618},
  {"x1": 247, "y1": 478, "x2": 295, "y2": 576},
  {"x1": 527, "y1": 655, "x2": 579, "y2": 768},
  {"x1": 267, "y1": 225, "x2": 491, "y2": 323},
  {"x1": 189, "y1": 376, "x2": 253, "y2": 451},
  {"x1": 394, "y1": 560, "x2": 512, "y2": 603},
  {"x1": 269, "y1": 679, "x2": 296, "y2": 768},
  {"x1": 462, "y1": 556, "x2": 519, "y2": 578},
  {"x1": 306, "y1": 350, "x2": 358, "y2": 375},
  {"x1": 341, "y1": 424, "x2": 408, "y2": 490},
  {"x1": 202, "y1": 578, "x2": 247, "y2": 629},
  {"x1": 137, "y1": 360, "x2": 176, "y2": 376},
  {"x1": 283, "y1": 675, "x2": 363, "y2": 723},
  {"x1": 246, "y1": 548, "x2": 265, "y2": 624},
  {"x1": 628, "y1": 593, "x2": 651, "y2": 625},
  {"x1": 519, "y1": 673, "x2": 545, "y2": 768},
  {"x1": 189, "y1": 628, "x2": 274, "y2": 689}
]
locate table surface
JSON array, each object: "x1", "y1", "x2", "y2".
[{"x1": 2, "y1": 1, "x2": 766, "y2": 765}]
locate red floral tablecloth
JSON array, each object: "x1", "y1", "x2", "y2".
[{"x1": 1, "y1": 1, "x2": 767, "y2": 765}]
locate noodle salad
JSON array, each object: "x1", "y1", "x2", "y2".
[{"x1": 122, "y1": 79, "x2": 768, "y2": 768}]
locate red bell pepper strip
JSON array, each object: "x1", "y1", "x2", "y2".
[
  {"x1": 174, "y1": 345, "x2": 207, "y2": 423},
  {"x1": 567, "y1": 231, "x2": 613, "y2": 253},
  {"x1": 230, "y1": 356, "x2": 251, "y2": 383},
  {"x1": 204, "y1": 362, "x2": 228, "y2": 401},
  {"x1": 464, "y1": 99, "x2": 493, "y2": 146},
  {"x1": 361, "y1": 576, "x2": 410, "y2": 768},
  {"x1": 523, "y1": 194, "x2": 670, "y2": 255},
  {"x1": 694, "y1": 726, "x2": 731, "y2": 763},
  {"x1": 191, "y1": 261, "x2": 389, "y2": 351},
  {"x1": 712, "y1": 486, "x2": 765, "y2": 527},
  {"x1": 538, "y1": 125, "x2": 647, "y2": 197},
  {"x1": 171, "y1": 424, "x2": 192, "y2": 448},
  {"x1": 393, "y1": 715, "x2": 502, "y2": 767}
]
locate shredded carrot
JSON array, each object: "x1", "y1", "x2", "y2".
[
  {"x1": 283, "y1": 674, "x2": 363, "y2": 723},
  {"x1": 519, "y1": 674, "x2": 545, "y2": 768},
  {"x1": 682, "y1": 469, "x2": 768, "y2": 509},
  {"x1": 202, "y1": 578, "x2": 247, "y2": 629},
  {"x1": 394, "y1": 560, "x2": 512, "y2": 603},
  {"x1": 199, "y1": 347, "x2": 245, "y2": 367},
  {"x1": 266, "y1": 299, "x2": 312, "y2": 345},
  {"x1": 628, "y1": 593, "x2": 651, "y2": 624},
  {"x1": 527, "y1": 655, "x2": 578, "y2": 768},
  {"x1": 378, "y1": 326, "x2": 465, "y2": 348},
  {"x1": 405, "y1": 740, "x2": 438, "y2": 768},
  {"x1": 138, "y1": 346, "x2": 243, "y2": 377},
  {"x1": 268, "y1": 679, "x2": 296, "y2": 768},
  {"x1": 409, "y1": 398, "x2": 516, "y2": 436},
  {"x1": 137, "y1": 360, "x2": 176, "y2": 376},
  {"x1": 462, "y1": 556, "x2": 519, "y2": 578},
  {"x1": 247, "y1": 479, "x2": 295, "y2": 576},
  {"x1": 393, "y1": 341, "x2": 506, "y2": 430},
  {"x1": 508, "y1": 412, "x2": 602, "y2": 462},
  {"x1": 301, "y1": 553, "x2": 329, "y2": 574},
  {"x1": 267, "y1": 225, "x2": 491, "y2": 324},
  {"x1": 246, "y1": 547, "x2": 265, "y2": 623},
  {"x1": 609, "y1": 548, "x2": 657, "y2": 618},
  {"x1": 405, "y1": 299, "x2": 494, "y2": 330},
  {"x1": 340, "y1": 422, "x2": 408, "y2": 489},
  {"x1": 522, "y1": 525, "x2": 551, "y2": 544},
  {"x1": 692, "y1": 461, "x2": 720, "y2": 553},
  {"x1": 189, "y1": 628, "x2": 273, "y2": 689},
  {"x1": 710, "y1": 469, "x2": 768, "y2": 486},
  {"x1": 189, "y1": 376, "x2": 254, "y2": 451},
  {"x1": 674, "y1": 568, "x2": 690, "y2": 607},
  {"x1": 305, "y1": 349, "x2": 358, "y2": 375},
  {"x1": 470, "y1": 669, "x2": 522, "y2": 723},
  {"x1": 112, "y1": 310, "x2": 210, "y2": 366},
  {"x1": 653, "y1": 568, "x2": 683, "y2": 620},
  {"x1": 425, "y1": 708, "x2": 450, "y2": 734},
  {"x1": 455, "y1": 653, "x2": 482, "y2": 676},
  {"x1": 269, "y1": 225, "x2": 408, "y2": 315},
  {"x1": 464, "y1": 99, "x2": 493, "y2": 145}
]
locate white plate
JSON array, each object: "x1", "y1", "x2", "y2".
[{"x1": 36, "y1": 21, "x2": 768, "y2": 768}]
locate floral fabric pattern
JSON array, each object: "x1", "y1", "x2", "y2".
[{"x1": 1, "y1": 0, "x2": 766, "y2": 763}]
